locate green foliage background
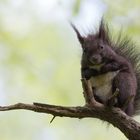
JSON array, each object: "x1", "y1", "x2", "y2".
[{"x1": 0, "y1": 0, "x2": 140, "y2": 140}]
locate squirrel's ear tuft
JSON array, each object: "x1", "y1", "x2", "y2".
[
  {"x1": 71, "y1": 23, "x2": 85, "y2": 45},
  {"x1": 98, "y1": 19, "x2": 109, "y2": 43}
]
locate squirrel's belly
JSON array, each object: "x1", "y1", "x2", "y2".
[{"x1": 90, "y1": 71, "x2": 118, "y2": 102}]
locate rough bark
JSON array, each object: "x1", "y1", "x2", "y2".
[{"x1": 0, "y1": 79, "x2": 140, "y2": 140}]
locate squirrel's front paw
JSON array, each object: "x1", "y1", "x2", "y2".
[
  {"x1": 82, "y1": 68, "x2": 99, "y2": 80},
  {"x1": 82, "y1": 69, "x2": 91, "y2": 80}
]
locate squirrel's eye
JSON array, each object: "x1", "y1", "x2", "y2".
[{"x1": 100, "y1": 45, "x2": 104, "y2": 50}]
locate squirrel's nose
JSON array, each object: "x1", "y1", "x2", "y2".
[{"x1": 90, "y1": 55, "x2": 98, "y2": 63}]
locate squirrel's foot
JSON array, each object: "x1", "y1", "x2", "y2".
[
  {"x1": 106, "y1": 88, "x2": 119, "y2": 107},
  {"x1": 122, "y1": 95, "x2": 135, "y2": 111}
]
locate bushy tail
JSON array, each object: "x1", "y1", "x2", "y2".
[
  {"x1": 134, "y1": 71, "x2": 140, "y2": 115},
  {"x1": 112, "y1": 35, "x2": 140, "y2": 115}
]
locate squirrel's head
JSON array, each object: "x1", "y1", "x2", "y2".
[{"x1": 71, "y1": 20, "x2": 116, "y2": 65}]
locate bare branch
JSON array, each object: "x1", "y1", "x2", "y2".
[
  {"x1": 0, "y1": 80, "x2": 140, "y2": 140},
  {"x1": 0, "y1": 102, "x2": 140, "y2": 140}
]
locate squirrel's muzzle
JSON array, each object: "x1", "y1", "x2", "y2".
[{"x1": 89, "y1": 55, "x2": 102, "y2": 65}]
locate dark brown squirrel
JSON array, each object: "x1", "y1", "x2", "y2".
[{"x1": 71, "y1": 20, "x2": 140, "y2": 116}]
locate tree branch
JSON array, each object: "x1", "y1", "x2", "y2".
[
  {"x1": 0, "y1": 102, "x2": 140, "y2": 140},
  {"x1": 0, "y1": 79, "x2": 140, "y2": 140}
]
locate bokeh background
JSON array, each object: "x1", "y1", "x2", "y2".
[{"x1": 0, "y1": 0, "x2": 140, "y2": 140}]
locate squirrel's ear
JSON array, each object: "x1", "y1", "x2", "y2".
[
  {"x1": 71, "y1": 23, "x2": 85, "y2": 45},
  {"x1": 98, "y1": 19, "x2": 109, "y2": 42},
  {"x1": 99, "y1": 19, "x2": 105, "y2": 39}
]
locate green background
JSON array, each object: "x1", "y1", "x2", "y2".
[{"x1": 0, "y1": 0, "x2": 140, "y2": 140}]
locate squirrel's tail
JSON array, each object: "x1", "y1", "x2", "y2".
[
  {"x1": 134, "y1": 70, "x2": 140, "y2": 115},
  {"x1": 112, "y1": 34, "x2": 140, "y2": 116}
]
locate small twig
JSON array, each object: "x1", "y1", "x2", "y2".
[
  {"x1": 81, "y1": 78, "x2": 92, "y2": 104},
  {"x1": 50, "y1": 116, "x2": 56, "y2": 123},
  {"x1": 81, "y1": 78, "x2": 103, "y2": 107}
]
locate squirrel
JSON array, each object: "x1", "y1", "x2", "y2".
[{"x1": 71, "y1": 20, "x2": 140, "y2": 116}]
